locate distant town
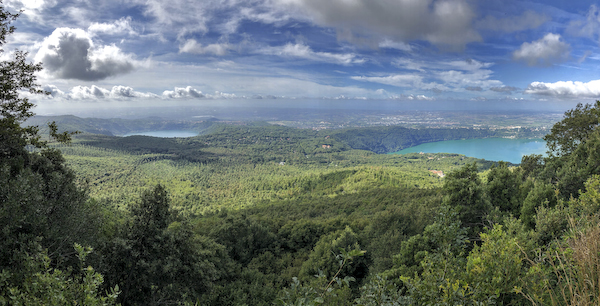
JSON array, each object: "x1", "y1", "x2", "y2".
[{"x1": 267, "y1": 110, "x2": 562, "y2": 137}]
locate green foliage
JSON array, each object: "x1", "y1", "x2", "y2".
[
  {"x1": 206, "y1": 213, "x2": 278, "y2": 267},
  {"x1": 355, "y1": 275, "x2": 405, "y2": 306},
  {"x1": 544, "y1": 101, "x2": 600, "y2": 157},
  {"x1": 487, "y1": 161, "x2": 522, "y2": 217},
  {"x1": 521, "y1": 180, "x2": 557, "y2": 229},
  {"x1": 277, "y1": 247, "x2": 366, "y2": 306},
  {"x1": 466, "y1": 225, "x2": 526, "y2": 304},
  {"x1": 100, "y1": 185, "x2": 223, "y2": 305},
  {"x1": 0, "y1": 242, "x2": 119, "y2": 306},
  {"x1": 299, "y1": 227, "x2": 370, "y2": 288},
  {"x1": 443, "y1": 163, "x2": 491, "y2": 238},
  {"x1": 554, "y1": 129, "x2": 600, "y2": 199},
  {"x1": 398, "y1": 206, "x2": 475, "y2": 305},
  {"x1": 0, "y1": 150, "x2": 103, "y2": 272}
]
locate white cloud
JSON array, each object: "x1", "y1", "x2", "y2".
[
  {"x1": 378, "y1": 39, "x2": 411, "y2": 51},
  {"x1": 567, "y1": 4, "x2": 600, "y2": 43},
  {"x1": 162, "y1": 86, "x2": 206, "y2": 98},
  {"x1": 261, "y1": 43, "x2": 364, "y2": 65},
  {"x1": 436, "y1": 69, "x2": 502, "y2": 89},
  {"x1": 477, "y1": 11, "x2": 549, "y2": 33},
  {"x1": 44, "y1": 85, "x2": 159, "y2": 100},
  {"x1": 524, "y1": 80, "x2": 600, "y2": 98},
  {"x1": 280, "y1": 0, "x2": 480, "y2": 50},
  {"x1": 512, "y1": 33, "x2": 570, "y2": 66},
  {"x1": 351, "y1": 74, "x2": 424, "y2": 88},
  {"x1": 42, "y1": 84, "x2": 65, "y2": 97},
  {"x1": 179, "y1": 39, "x2": 230, "y2": 56},
  {"x1": 34, "y1": 27, "x2": 138, "y2": 81},
  {"x1": 4, "y1": 0, "x2": 58, "y2": 23},
  {"x1": 408, "y1": 94, "x2": 434, "y2": 101},
  {"x1": 88, "y1": 17, "x2": 137, "y2": 36},
  {"x1": 68, "y1": 85, "x2": 110, "y2": 99},
  {"x1": 210, "y1": 91, "x2": 237, "y2": 99},
  {"x1": 393, "y1": 58, "x2": 492, "y2": 72},
  {"x1": 356, "y1": 58, "x2": 502, "y2": 93},
  {"x1": 110, "y1": 85, "x2": 158, "y2": 98}
]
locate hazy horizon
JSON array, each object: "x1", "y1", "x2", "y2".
[{"x1": 32, "y1": 98, "x2": 580, "y2": 122}]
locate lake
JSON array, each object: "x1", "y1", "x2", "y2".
[
  {"x1": 122, "y1": 130, "x2": 198, "y2": 138},
  {"x1": 392, "y1": 138, "x2": 547, "y2": 164}
]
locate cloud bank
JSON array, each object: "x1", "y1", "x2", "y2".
[
  {"x1": 525, "y1": 80, "x2": 600, "y2": 98},
  {"x1": 43, "y1": 84, "x2": 159, "y2": 100}
]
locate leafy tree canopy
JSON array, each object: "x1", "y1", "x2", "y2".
[{"x1": 544, "y1": 100, "x2": 600, "y2": 157}]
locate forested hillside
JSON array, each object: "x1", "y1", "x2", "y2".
[
  {"x1": 6, "y1": 98, "x2": 600, "y2": 305},
  {"x1": 329, "y1": 126, "x2": 499, "y2": 154}
]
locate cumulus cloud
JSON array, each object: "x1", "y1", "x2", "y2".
[
  {"x1": 524, "y1": 80, "x2": 600, "y2": 98},
  {"x1": 179, "y1": 39, "x2": 230, "y2": 56},
  {"x1": 281, "y1": 0, "x2": 480, "y2": 50},
  {"x1": 44, "y1": 85, "x2": 159, "y2": 100},
  {"x1": 407, "y1": 94, "x2": 434, "y2": 101},
  {"x1": 162, "y1": 86, "x2": 206, "y2": 98},
  {"x1": 35, "y1": 27, "x2": 138, "y2": 81},
  {"x1": 512, "y1": 33, "x2": 570, "y2": 66},
  {"x1": 261, "y1": 43, "x2": 364, "y2": 65},
  {"x1": 477, "y1": 11, "x2": 549, "y2": 33}
]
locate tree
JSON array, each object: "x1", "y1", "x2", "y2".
[
  {"x1": 487, "y1": 161, "x2": 522, "y2": 217},
  {"x1": 299, "y1": 226, "x2": 370, "y2": 290},
  {"x1": 0, "y1": 2, "x2": 75, "y2": 161},
  {"x1": 520, "y1": 180, "x2": 557, "y2": 229},
  {"x1": 0, "y1": 0, "x2": 100, "y2": 269},
  {"x1": 443, "y1": 163, "x2": 490, "y2": 238},
  {"x1": 0, "y1": 4, "x2": 44, "y2": 150},
  {"x1": 544, "y1": 100, "x2": 600, "y2": 158},
  {"x1": 101, "y1": 185, "x2": 223, "y2": 305},
  {"x1": 0, "y1": 4, "x2": 115, "y2": 302}
]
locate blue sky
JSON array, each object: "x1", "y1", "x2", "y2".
[{"x1": 3, "y1": 0, "x2": 600, "y2": 108}]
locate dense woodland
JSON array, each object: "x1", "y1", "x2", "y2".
[{"x1": 5, "y1": 5, "x2": 600, "y2": 306}]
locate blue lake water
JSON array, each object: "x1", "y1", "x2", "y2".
[
  {"x1": 392, "y1": 138, "x2": 547, "y2": 164},
  {"x1": 122, "y1": 130, "x2": 198, "y2": 138}
]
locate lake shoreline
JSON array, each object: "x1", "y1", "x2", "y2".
[{"x1": 390, "y1": 137, "x2": 547, "y2": 164}]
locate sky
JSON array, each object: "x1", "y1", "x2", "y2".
[{"x1": 3, "y1": 0, "x2": 600, "y2": 113}]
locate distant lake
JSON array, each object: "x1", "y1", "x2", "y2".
[
  {"x1": 122, "y1": 130, "x2": 198, "y2": 138},
  {"x1": 392, "y1": 138, "x2": 547, "y2": 164}
]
